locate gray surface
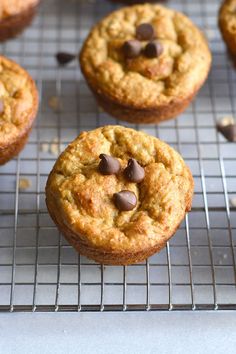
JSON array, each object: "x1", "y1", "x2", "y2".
[{"x1": 1, "y1": 312, "x2": 236, "y2": 354}]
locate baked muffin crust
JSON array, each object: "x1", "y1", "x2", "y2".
[
  {"x1": 0, "y1": 0, "x2": 38, "y2": 20},
  {"x1": 46, "y1": 126, "x2": 194, "y2": 264},
  {"x1": 0, "y1": 55, "x2": 38, "y2": 164},
  {"x1": 0, "y1": 0, "x2": 40, "y2": 42},
  {"x1": 219, "y1": 0, "x2": 236, "y2": 56},
  {"x1": 80, "y1": 4, "x2": 211, "y2": 123}
]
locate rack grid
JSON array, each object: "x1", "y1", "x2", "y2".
[{"x1": 0, "y1": 0, "x2": 236, "y2": 312}]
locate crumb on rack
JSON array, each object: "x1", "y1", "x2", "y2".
[
  {"x1": 48, "y1": 95, "x2": 62, "y2": 113},
  {"x1": 40, "y1": 143, "x2": 50, "y2": 153},
  {"x1": 40, "y1": 138, "x2": 66, "y2": 156},
  {"x1": 230, "y1": 197, "x2": 236, "y2": 207},
  {"x1": 50, "y1": 138, "x2": 60, "y2": 156},
  {"x1": 50, "y1": 138, "x2": 66, "y2": 156},
  {"x1": 19, "y1": 178, "x2": 31, "y2": 191}
]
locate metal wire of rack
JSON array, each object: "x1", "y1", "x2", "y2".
[{"x1": 0, "y1": 0, "x2": 236, "y2": 312}]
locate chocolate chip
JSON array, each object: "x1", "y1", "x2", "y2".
[
  {"x1": 217, "y1": 124, "x2": 236, "y2": 142},
  {"x1": 124, "y1": 159, "x2": 145, "y2": 183},
  {"x1": 99, "y1": 154, "x2": 121, "y2": 175},
  {"x1": 0, "y1": 99, "x2": 4, "y2": 114},
  {"x1": 136, "y1": 23, "x2": 155, "y2": 41},
  {"x1": 122, "y1": 40, "x2": 142, "y2": 59},
  {"x1": 144, "y1": 40, "x2": 163, "y2": 58},
  {"x1": 114, "y1": 190, "x2": 137, "y2": 211},
  {"x1": 56, "y1": 52, "x2": 76, "y2": 66}
]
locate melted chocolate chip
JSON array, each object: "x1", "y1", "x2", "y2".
[
  {"x1": 217, "y1": 123, "x2": 236, "y2": 142},
  {"x1": 124, "y1": 159, "x2": 145, "y2": 183},
  {"x1": 144, "y1": 40, "x2": 163, "y2": 58},
  {"x1": 136, "y1": 23, "x2": 155, "y2": 41},
  {"x1": 56, "y1": 52, "x2": 76, "y2": 66},
  {"x1": 0, "y1": 99, "x2": 4, "y2": 114},
  {"x1": 114, "y1": 190, "x2": 137, "y2": 211},
  {"x1": 122, "y1": 40, "x2": 142, "y2": 59},
  {"x1": 99, "y1": 154, "x2": 120, "y2": 175}
]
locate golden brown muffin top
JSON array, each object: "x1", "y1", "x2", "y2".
[
  {"x1": 0, "y1": 56, "x2": 38, "y2": 149},
  {"x1": 219, "y1": 0, "x2": 236, "y2": 35},
  {"x1": 0, "y1": 0, "x2": 38, "y2": 20},
  {"x1": 80, "y1": 4, "x2": 211, "y2": 109},
  {"x1": 46, "y1": 126, "x2": 194, "y2": 253}
]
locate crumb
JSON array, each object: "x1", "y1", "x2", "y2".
[
  {"x1": 19, "y1": 178, "x2": 31, "y2": 190},
  {"x1": 40, "y1": 143, "x2": 49, "y2": 153},
  {"x1": 50, "y1": 138, "x2": 66, "y2": 156},
  {"x1": 223, "y1": 254, "x2": 228, "y2": 259},
  {"x1": 40, "y1": 139, "x2": 65, "y2": 156},
  {"x1": 50, "y1": 137, "x2": 60, "y2": 156},
  {"x1": 230, "y1": 197, "x2": 236, "y2": 207},
  {"x1": 48, "y1": 96, "x2": 62, "y2": 113}
]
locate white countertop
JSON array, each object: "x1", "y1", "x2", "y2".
[{"x1": 1, "y1": 312, "x2": 236, "y2": 354}]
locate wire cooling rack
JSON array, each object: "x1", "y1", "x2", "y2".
[{"x1": 0, "y1": 0, "x2": 236, "y2": 312}]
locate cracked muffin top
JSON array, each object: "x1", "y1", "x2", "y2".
[
  {"x1": 219, "y1": 0, "x2": 236, "y2": 28},
  {"x1": 0, "y1": 0, "x2": 39, "y2": 20},
  {"x1": 219, "y1": 0, "x2": 236, "y2": 51},
  {"x1": 80, "y1": 4, "x2": 211, "y2": 109},
  {"x1": 0, "y1": 56, "x2": 38, "y2": 148},
  {"x1": 46, "y1": 126, "x2": 194, "y2": 253}
]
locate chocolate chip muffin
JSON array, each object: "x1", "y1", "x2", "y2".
[
  {"x1": 80, "y1": 4, "x2": 211, "y2": 124},
  {"x1": 0, "y1": 0, "x2": 40, "y2": 42},
  {"x1": 219, "y1": 0, "x2": 236, "y2": 56},
  {"x1": 46, "y1": 125, "x2": 194, "y2": 265},
  {"x1": 0, "y1": 55, "x2": 38, "y2": 165}
]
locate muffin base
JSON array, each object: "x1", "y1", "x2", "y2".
[
  {"x1": 0, "y1": 4, "x2": 39, "y2": 42},
  {"x1": 219, "y1": 26, "x2": 236, "y2": 57},
  {"x1": 46, "y1": 191, "x2": 191, "y2": 265},
  {"x1": 0, "y1": 129, "x2": 31, "y2": 165},
  {"x1": 0, "y1": 57, "x2": 39, "y2": 165},
  {"x1": 89, "y1": 83, "x2": 197, "y2": 124},
  {"x1": 218, "y1": 0, "x2": 236, "y2": 58}
]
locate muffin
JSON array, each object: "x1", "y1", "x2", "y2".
[
  {"x1": 0, "y1": 0, "x2": 40, "y2": 42},
  {"x1": 46, "y1": 125, "x2": 194, "y2": 265},
  {"x1": 0, "y1": 55, "x2": 38, "y2": 165},
  {"x1": 80, "y1": 4, "x2": 212, "y2": 124},
  {"x1": 219, "y1": 0, "x2": 236, "y2": 56}
]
